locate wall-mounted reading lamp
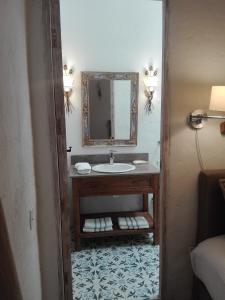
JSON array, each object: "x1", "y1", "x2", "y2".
[
  {"x1": 143, "y1": 66, "x2": 158, "y2": 114},
  {"x1": 63, "y1": 64, "x2": 74, "y2": 114},
  {"x1": 188, "y1": 86, "x2": 225, "y2": 134}
]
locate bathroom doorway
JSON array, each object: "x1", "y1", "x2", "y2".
[{"x1": 49, "y1": 0, "x2": 166, "y2": 299}]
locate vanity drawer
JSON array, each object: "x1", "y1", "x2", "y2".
[{"x1": 75, "y1": 175, "x2": 153, "y2": 196}]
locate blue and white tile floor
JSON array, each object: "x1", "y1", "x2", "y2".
[{"x1": 71, "y1": 234, "x2": 159, "y2": 300}]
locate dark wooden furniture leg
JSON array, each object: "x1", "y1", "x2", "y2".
[
  {"x1": 153, "y1": 175, "x2": 160, "y2": 245},
  {"x1": 73, "y1": 179, "x2": 81, "y2": 251},
  {"x1": 143, "y1": 193, "x2": 148, "y2": 212}
]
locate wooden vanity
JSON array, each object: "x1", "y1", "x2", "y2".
[{"x1": 70, "y1": 163, "x2": 160, "y2": 251}]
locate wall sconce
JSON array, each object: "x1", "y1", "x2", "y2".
[
  {"x1": 63, "y1": 64, "x2": 74, "y2": 114},
  {"x1": 143, "y1": 66, "x2": 158, "y2": 114},
  {"x1": 188, "y1": 86, "x2": 225, "y2": 134}
]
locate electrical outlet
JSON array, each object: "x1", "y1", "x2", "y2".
[{"x1": 29, "y1": 210, "x2": 34, "y2": 230}]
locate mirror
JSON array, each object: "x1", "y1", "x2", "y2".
[{"x1": 82, "y1": 72, "x2": 139, "y2": 146}]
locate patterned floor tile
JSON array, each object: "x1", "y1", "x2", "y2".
[{"x1": 71, "y1": 234, "x2": 159, "y2": 300}]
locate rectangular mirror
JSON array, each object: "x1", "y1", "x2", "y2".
[{"x1": 82, "y1": 72, "x2": 139, "y2": 146}]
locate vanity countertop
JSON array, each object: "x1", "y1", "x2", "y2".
[{"x1": 69, "y1": 162, "x2": 159, "y2": 178}]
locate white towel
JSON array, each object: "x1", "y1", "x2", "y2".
[
  {"x1": 126, "y1": 217, "x2": 133, "y2": 229},
  {"x1": 130, "y1": 217, "x2": 138, "y2": 229},
  {"x1": 83, "y1": 217, "x2": 113, "y2": 232},
  {"x1": 95, "y1": 218, "x2": 101, "y2": 230},
  {"x1": 75, "y1": 162, "x2": 91, "y2": 174},
  {"x1": 105, "y1": 217, "x2": 113, "y2": 228},
  {"x1": 135, "y1": 216, "x2": 149, "y2": 227},
  {"x1": 138, "y1": 224, "x2": 149, "y2": 229},
  {"x1": 84, "y1": 218, "x2": 96, "y2": 229},
  {"x1": 83, "y1": 228, "x2": 95, "y2": 232},
  {"x1": 118, "y1": 217, "x2": 132, "y2": 230},
  {"x1": 118, "y1": 217, "x2": 127, "y2": 226},
  {"x1": 83, "y1": 226, "x2": 113, "y2": 232},
  {"x1": 104, "y1": 226, "x2": 113, "y2": 231},
  {"x1": 100, "y1": 218, "x2": 106, "y2": 231},
  {"x1": 118, "y1": 216, "x2": 149, "y2": 230},
  {"x1": 120, "y1": 225, "x2": 128, "y2": 230}
]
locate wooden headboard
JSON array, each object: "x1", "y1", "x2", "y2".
[{"x1": 197, "y1": 170, "x2": 225, "y2": 244}]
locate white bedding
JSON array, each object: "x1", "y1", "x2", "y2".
[{"x1": 191, "y1": 235, "x2": 225, "y2": 300}]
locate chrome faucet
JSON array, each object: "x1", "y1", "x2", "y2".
[{"x1": 109, "y1": 150, "x2": 116, "y2": 164}]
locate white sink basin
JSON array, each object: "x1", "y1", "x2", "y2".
[{"x1": 92, "y1": 163, "x2": 136, "y2": 173}]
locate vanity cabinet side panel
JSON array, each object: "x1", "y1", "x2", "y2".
[
  {"x1": 153, "y1": 174, "x2": 160, "y2": 245},
  {"x1": 72, "y1": 178, "x2": 81, "y2": 250}
]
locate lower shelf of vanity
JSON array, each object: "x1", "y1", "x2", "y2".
[{"x1": 80, "y1": 211, "x2": 153, "y2": 238}]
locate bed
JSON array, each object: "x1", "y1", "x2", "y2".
[{"x1": 191, "y1": 170, "x2": 225, "y2": 300}]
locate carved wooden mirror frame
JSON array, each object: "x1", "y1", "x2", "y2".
[{"x1": 81, "y1": 72, "x2": 139, "y2": 146}]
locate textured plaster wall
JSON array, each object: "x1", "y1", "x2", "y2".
[
  {"x1": 26, "y1": 2, "x2": 62, "y2": 300},
  {"x1": 60, "y1": 0, "x2": 162, "y2": 214},
  {"x1": 165, "y1": 0, "x2": 225, "y2": 299},
  {"x1": 0, "y1": 1, "x2": 42, "y2": 299}
]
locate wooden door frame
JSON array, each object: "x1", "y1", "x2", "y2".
[
  {"x1": 46, "y1": 0, "x2": 169, "y2": 300},
  {"x1": 46, "y1": 0, "x2": 72, "y2": 299}
]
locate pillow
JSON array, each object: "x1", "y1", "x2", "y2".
[
  {"x1": 219, "y1": 179, "x2": 225, "y2": 201},
  {"x1": 191, "y1": 235, "x2": 225, "y2": 300}
]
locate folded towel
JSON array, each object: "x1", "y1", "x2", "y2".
[
  {"x1": 105, "y1": 217, "x2": 113, "y2": 227},
  {"x1": 83, "y1": 217, "x2": 113, "y2": 232},
  {"x1": 83, "y1": 228, "x2": 95, "y2": 232},
  {"x1": 83, "y1": 226, "x2": 113, "y2": 232},
  {"x1": 131, "y1": 217, "x2": 138, "y2": 229},
  {"x1": 119, "y1": 225, "x2": 128, "y2": 230},
  {"x1": 118, "y1": 217, "x2": 126, "y2": 226},
  {"x1": 104, "y1": 226, "x2": 113, "y2": 231},
  {"x1": 118, "y1": 216, "x2": 149, "y2": 230},
  {"x1": 135, "y1": 216, "x2": 149, "y2": 227},
  {"x1": 75, "y1": 162, "x2": 91, "y2": 174},
  {"x1": 95, "y1": 218, "x2": 101, "y2": 230},
  {"x1": 138, "y1": 224, "x2": 149, "y2": 229},
  {"x1": 118, "y1": 217, "x2": 135, "y2": 229},
  {"x1": 100, "y1": 218, "x2": 106, "y2": 231},
  {"x1": 126, "y1": 217, "x2": 133, "y2": 229},
  {"x1": 84, "y1": 218, "x2": 96, "y2": 229}
]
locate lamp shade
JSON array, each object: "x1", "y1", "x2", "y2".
[
  {"x1": 209, "y1": 86, "x2": 225, "y2": 111},
  {"x1": 143, "y1": 75, "x2": 158, "y2": 88},
  {"x1": 63, "y1": 74, "x2": 73, "y2": 92}
]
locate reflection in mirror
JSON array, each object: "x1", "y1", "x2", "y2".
[
  {"x1": 113, "y1": 80, "x2": 131, "y2": 140},
  {"x1": 89, "y1": 79, "x2": 112, "y2": 140},
  {"x1": 82, "y1": 72, "x2": 139, "y2": 146}
]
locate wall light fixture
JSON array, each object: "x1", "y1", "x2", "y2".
[
  {"x1": 188, "y1": 86, "x2": 225, "y2": 134},
  {"x1": 63, "y1": 64, "x2": 74, "y2": 114},
  {"x1": 143, "y1": 66, "x2": 158, "y2": 114}
]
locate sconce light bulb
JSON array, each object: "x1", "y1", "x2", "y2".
[{"x1": 144, "y1": 65, "x2": 159, "y2": 114}]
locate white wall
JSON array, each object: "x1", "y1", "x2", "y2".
[
  {"x1": 60, "y1": 0, "x2": 162, "y2": 213},
  {"x1": 164, "y1": 0, "x2": 225, "y2": 299},
  {"x1": 60, "y1": 0, "x2": 162, "y2": 165},
  {"x1": 0, "y1": 1, "x2": 42, "y2": 299}
]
